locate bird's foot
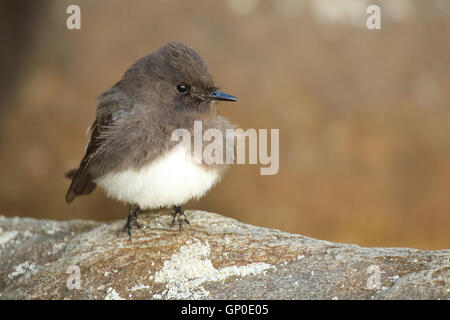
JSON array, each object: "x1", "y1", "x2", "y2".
[
  {"x1": 121, "y1": 205, "x2": 142, "y2": 239},
  {"x1": 170, "y1": 205, "x2": 190, "y2": 231},
  {"x1": 122, "y1": 218, "x2": 142, "y2": 237}
]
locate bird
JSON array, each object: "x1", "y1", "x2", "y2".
[{"x1": 65, "y1": 42, "x2": 238, "y2": 237}]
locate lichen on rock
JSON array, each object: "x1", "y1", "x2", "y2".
[{"x1": 0, "y1": 211, "x2": 448, "y2": 299}]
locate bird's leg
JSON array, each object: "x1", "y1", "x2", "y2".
[
  {"x1": 122, "y1": 205, "x2": 142, "y2": 238},
  {"x1": 170, "y1": 205, "x2": 190, "y2": 230}
]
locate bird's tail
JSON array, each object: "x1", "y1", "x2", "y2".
[
  {"x1": 65, "y1": 168, "x2": 78, "y2": 179},
  {"x1": 65, "y1": 168, "x2": 97, "y2": 203}
]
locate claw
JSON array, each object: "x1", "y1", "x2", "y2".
[
  {"x1": 122, "y1": 223, "x2": 132, "y2": 239},
  {"x1": 121, "y1": 205, "x2": 142, "y2": 239},
  {"x1": 171, "y1": 206, "x2": 190, "y2": 231}
]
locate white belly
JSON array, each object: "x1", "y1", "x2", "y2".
[{"x1": 94, "y1": 144, "x2": 222, "y2": 209}]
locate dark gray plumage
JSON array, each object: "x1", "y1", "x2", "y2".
[{"x1": 65, "y1": 42, "x2": 237, "y2": 236}]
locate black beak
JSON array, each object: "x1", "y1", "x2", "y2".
[{"x1": 205, "y1": 90, "x2": 238, "y2": 102}]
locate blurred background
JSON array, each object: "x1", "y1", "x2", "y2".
[{"x1": 1, "y1": 0, "x2": 449, "y2": 249}]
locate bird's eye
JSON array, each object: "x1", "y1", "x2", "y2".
[{"x1": 176, "y1": 84, "x2": 189, "y2": 94}]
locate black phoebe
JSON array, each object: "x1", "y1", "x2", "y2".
[{"x1": 66, "y1": 42, "x2": 237, "y2": 236}]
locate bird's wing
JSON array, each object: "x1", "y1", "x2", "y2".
[
  {"x1": 65, "y1": 91, "x2": 135, "y2": 203},
  {"x1": 65, "y1": 118, "x2": 111, "y2": 203}
]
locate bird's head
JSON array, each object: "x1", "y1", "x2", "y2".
[{"x1": 120, "y1": 42, "x2": 237, "y2": 113}]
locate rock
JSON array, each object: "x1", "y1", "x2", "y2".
[{"x1": 0, "y1": 211, "x2": 448, "y2": 300}]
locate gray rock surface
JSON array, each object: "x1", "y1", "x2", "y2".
[{"x1": 0, "y1": 211, "x2": 448, "y2": 300}]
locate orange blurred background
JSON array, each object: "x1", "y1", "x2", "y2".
[{"x1": 1, "y1": 0, "x2": 449, "y2": 249}]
